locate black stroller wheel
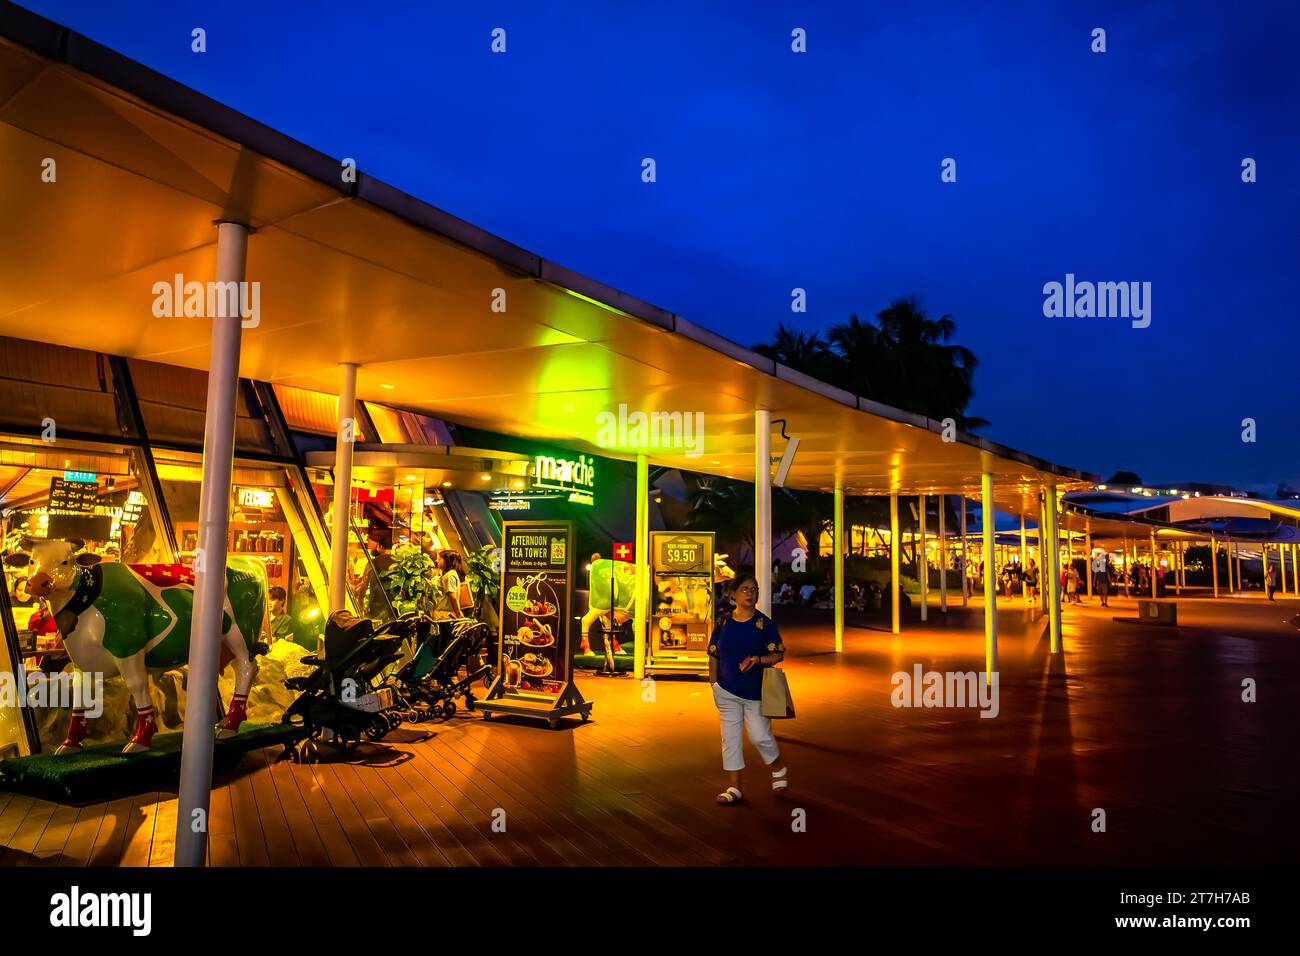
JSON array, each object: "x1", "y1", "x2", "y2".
[{"x1": 440, "y1": 700, "x2": 457, "y2": 720}]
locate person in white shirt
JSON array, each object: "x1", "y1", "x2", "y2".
[{"x1": 1091, "y1": 549, "x2": 1109, "y2": 607}]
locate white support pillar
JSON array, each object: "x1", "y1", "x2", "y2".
[
  {"x1": 959, "y1": 496, "x2": 969, "y2": 606},
  {"x1": 633, "y1": 454, "x2": 649, "y2": 679},
  {"x1": 1122, "y1": 538, "x2": 1130, "y2": 597},
  {"x1": 328, "y1": 362, "x2": 358, "y2": 613},
  {"x1": 1045, "y1": 482, "x2": 1062, "y2": 653},
  {"x1": 834, "y1": 484, "x2": 844, "y2": 652},
  {"x1": 175, "y1": 221, "x2": 249, "y2": 869},
  {"x1": 1085, "y1": 519, "x2": 1093, "y2": 599},
  {"x1": 890, "y1": 493, "x2": 901, "y2": 634},
  {"x1": 918, "y1": 494, "x2": 928, "y2": 622},
  {"x1": 981, "y1": 472, "x2": 998, "y2": 679},
  {"x1": 1211, "y1": 536, "x2": 1219, "y2": 598},
  {"x1": 754, "y1": 411, "x2": 772, "y2": 617},
  {"x1": 1150, "y1": 530, "x2": 1158, "y2": 599},
  {"x1": 938, "y1": 494, "x2": 948, "y2": 613},
  {"x1": 1292, "y1": 543, "x2": 1298, "y2": 596},
  {"x1": 1019, "y1": 511, "x2": 1028, "y2": 602},
  {"x1": 1040, "y1": 489, "x2": 1050, "y2": 616}
]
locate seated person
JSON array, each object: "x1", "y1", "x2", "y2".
[{"x1": 268, "y1": 586, "x2": 294, "y2": 643}]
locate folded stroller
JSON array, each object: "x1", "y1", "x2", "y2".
[
  {"x1": 385, "y1": 616, "x2": 494, "y2": 720},
  {"x1": 282, "y1": 610, "x2": 411, "y2": 757}
]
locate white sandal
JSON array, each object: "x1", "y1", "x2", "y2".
[
  {"x1": 771, "y1": 767, "x2": 789, "y2": 791},
  {"x1": 716, "y1": 786, "x2": 743, "y2": 804}
]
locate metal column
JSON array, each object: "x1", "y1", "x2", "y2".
[
  {"x1": 890, "y1": 493, "x2": 901, "y2": 634},
  {"x1": 328, "y1": 362, "x2": 358, "y2": 613},
  {"x1": 175, "y1": 221, "x2": 249, "y2": 868},
  {"x1": 754, "y1": 411, "x2": 772, "y2": 617}
]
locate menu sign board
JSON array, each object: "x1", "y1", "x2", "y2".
[
  {"x1": 47, "y1": 477, "x2": 113, "y2": 542},
  {"x1": 48, "y1": 478, "x2": 99, "y2": 514},
  {"x1": 498, "y1": 522, "x2": 573, "y2": 701},
  {"x1": 649, "y1": 531, "x2": 716, "y2": 668}
]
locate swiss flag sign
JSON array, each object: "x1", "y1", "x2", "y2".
[{"x1": 612, "y1": 541, "x2": 634, "y2": 562}]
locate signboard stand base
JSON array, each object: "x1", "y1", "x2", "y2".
[{"x1": 478, "y1": 677, "x2": 593, "y2": 729}]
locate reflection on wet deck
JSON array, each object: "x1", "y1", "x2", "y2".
[{"x1": 2, "y1": 594, "x2": 1295, "y2": 866}]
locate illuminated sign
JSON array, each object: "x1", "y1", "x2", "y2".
[
  {"x1": 531, "y1": 453, "x2": 596, "y2": 506},
  {"x1": 236, "y1": 487, "x2": 275, "y2": 509},
  {"x1": 63, "y1": 471, "x2": 96, "y2": 483},
  {"x1": 489, "y1": 498, "x2": 533, "y2": 511}
]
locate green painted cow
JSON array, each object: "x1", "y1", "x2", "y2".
[
  {"x1": 580, "y1": 554, "x2": 735, "y2": 648},
  {"x1": 4, "y1": 538, "x2": 267, "y2": 753}
]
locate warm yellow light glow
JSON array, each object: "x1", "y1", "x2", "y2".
[
  {"x1": 480, "y1": 473, "x2": 491, "y2": 481},
  {"x1": 379, "y1": 383, "x2": 395, "y2": 390},
  {"x1": 442, "y1": 481, "x2": 452, "y2": 487}
]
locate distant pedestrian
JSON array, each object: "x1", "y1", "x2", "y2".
[
  {"x1": 1066, "y1": 564, "x2": 1081, "y2": 603},
  {"x1": 1023, "y1": 559, "x2": 1039, "y2": 600},
  {"x1": 1266, "y1": 563, "x2": 1279, "y2": 601},
  {"x1": 1092, "y1": 550, "x2": 1109, "y2": 607}
]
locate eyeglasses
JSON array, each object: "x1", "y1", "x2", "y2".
[{"x1": 736, "y1": 586, "x2": 759, "y2": 594}]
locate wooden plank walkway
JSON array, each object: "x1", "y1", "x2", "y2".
[{"x1": 2, "y1": 594, "x2": 1297, "y2": 866}]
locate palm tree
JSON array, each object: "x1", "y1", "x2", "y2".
[
  {"x1": 752, "y1": 323, "x2": 836, "y2": 383},
  {"x1": 829, "y1": 298, "x2": 986, "y2": 429}
]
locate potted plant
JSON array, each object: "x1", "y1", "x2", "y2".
[
  {"x1": 379, "y1": 543, "x2": 441, "y2": 617},
  {"x1": 465, "y1": 544, "x2": 502, "y2": 618}
]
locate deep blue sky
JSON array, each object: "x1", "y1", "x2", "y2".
[{"x1": 22, "y1": 1, "x2": 1300, "y2": 489}]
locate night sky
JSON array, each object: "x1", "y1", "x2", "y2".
[{"x1": 21, "y1": 1, "x2": 1300, "y2": 489}]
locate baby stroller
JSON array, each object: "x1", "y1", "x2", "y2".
[
  {"x1": 385, "y1": 616, "x2": 494, "y2": 720},
  {"x1": 282, "y1": 610, "x2": 412, "y2": 759}
]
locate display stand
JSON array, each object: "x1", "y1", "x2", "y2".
[
  {"x1": 646, "y1": 531, "x2": 716, "y2": 677},
  {"x1": 478, "y1": 520, "x2": 592, "y2": 727}
]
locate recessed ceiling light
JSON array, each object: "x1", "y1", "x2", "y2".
[
  {"x1": 480, "y1": 474, "x2": 491, "y2": 481},
  {"x1": 441, "y1": 481, "x2": 452, "y2": 488},
  {"x1": 404, "y1": 474, "x2": 416, "y2": 481},
  {"x1": 379, "y1": 383, "x2": 395, "y2": 390}
]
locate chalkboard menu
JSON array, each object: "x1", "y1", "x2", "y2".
[
  {"x1": 47, "y1": 477, "x2": 113, "y2": 542},
  {"x1": 48, "y1": 477, "x2": 99, "y2": 513}
]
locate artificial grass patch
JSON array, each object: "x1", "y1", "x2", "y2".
[
  {"x1": 572, "y1": 652, "x2": 635, "y2": 672},
  {"x1": 0, "y1": 722, "x2": 301, "y2": 804}
]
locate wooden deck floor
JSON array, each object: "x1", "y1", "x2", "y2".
[{"x1": 3, "y1": 593, "x2": 1297, "y2": 866}]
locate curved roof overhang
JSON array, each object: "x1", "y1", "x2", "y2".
[{"x1": 0, "y1": 3, "x2": 1095, "y2": 519}]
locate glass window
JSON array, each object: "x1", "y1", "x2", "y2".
[{"x1": 1, "y1": 433, "x2": 168, "y2": 752}]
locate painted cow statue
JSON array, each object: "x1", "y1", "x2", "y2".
[
  {"x1": 579, "y1": 553, "x2": 735, "y2": 653},
  {"x1": 4, "y1": 538, "x2": 267, "y2": 753}
]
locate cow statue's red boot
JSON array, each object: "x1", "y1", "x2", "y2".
[
  {"x1": 56, "y1": 708, "x2": 89, "y2": 754},
  {"x1": 124, "y1": 706, "x2": 158, "y2": 753},
  {"x1": 217, "y1": 693, "x2": 249, "y2": 738}
]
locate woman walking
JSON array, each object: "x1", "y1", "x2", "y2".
[{"x1": 709, "y1": 572, "x2": 789, "y2": 804}]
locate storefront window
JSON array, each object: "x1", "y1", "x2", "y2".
[
  {"x1": 155, "y1": 448, "x2": 327, "y2": 649},
  {"x1": 1, "y1": 433, "x2": 170, "y2": 752}
]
